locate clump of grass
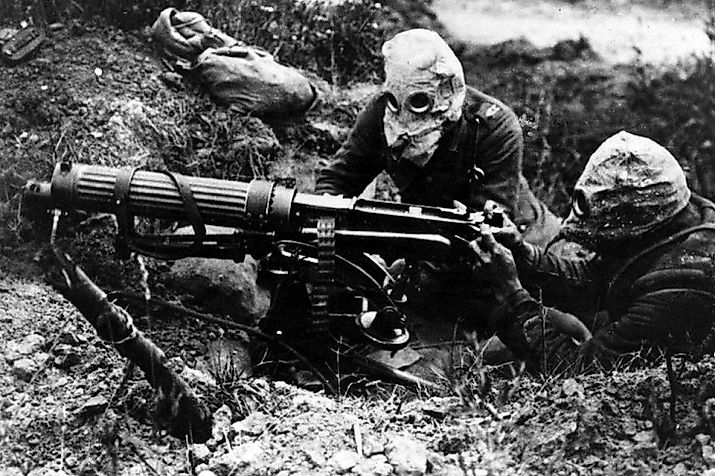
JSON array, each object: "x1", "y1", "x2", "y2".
[
  {"x1": 1, "y1": 0, "x2": 411, "y2": 86},
  {"x1": 0, "y1": 0, "x2": 181, "y2": 28},
  {"x1": 193, "y1": 0, "x2": 394, "y2": 85}
]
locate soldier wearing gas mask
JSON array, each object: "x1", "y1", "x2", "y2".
[
  {"x1": 315, "y1": 28, "x2": 559, "y2": 247},
  {"x1": 315, "y1": 29, "x2": 560, "y2": 328},
  {"x1": 472, "y1": 131, "x2": 715, "y2": 373}
]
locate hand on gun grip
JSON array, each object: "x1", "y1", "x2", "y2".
[
  {"x1": 469, "y1": 224, "x2": 522, "y2": 302},
  {"x1": 484, "y1": 200, "x2": 525, "y2": 251}
]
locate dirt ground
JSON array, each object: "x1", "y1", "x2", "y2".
[{"x1": 1, "y1": 1, "x2": 715, "y2": 475}]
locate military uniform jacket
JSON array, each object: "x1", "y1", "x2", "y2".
[
  {"x1": 494, "y1": 196, "x2": 715, "y2": 373},
  {"x1": 314, "y1": 87, "x2": 539, "y2": 225}
]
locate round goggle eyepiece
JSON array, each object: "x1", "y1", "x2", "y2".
[
  {"x1": 407, "y1": 92, "x2": 432, "y2": 114},
  {"x1": 385, "y1": 93, "x2": 399, "y2": 113},
  {"x1": 572, "y1": 190, "x2": 589, "y2": 218}
]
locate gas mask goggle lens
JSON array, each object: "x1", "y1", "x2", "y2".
[
  {"x1": 571, "y1": 190, "x2": 589, "y2": 218},
  {"x1": 385, "y1": 91, "x2": 434, "y2": 115}
]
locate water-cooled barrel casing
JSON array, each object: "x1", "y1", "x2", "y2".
[
  {"x1": 25, "y1": 162, "x2": 492, "y2": 260},
  {"x1": 46, "y1": 162, "x2": 299, "y2": 231}
]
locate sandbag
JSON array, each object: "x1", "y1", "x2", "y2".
[
  {"x1": 195, "y1": 46, "x2": 317, "y2": 117},
  {"x1": 151, "y1": 7, "x2": 238, "y2": 62}
]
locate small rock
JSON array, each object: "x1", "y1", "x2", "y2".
[
  {"x1": 54, "y1": 351, "x2": 82, "y2": 369},
  {"x1": 119, "y1": 464, "x2": 150, "y2": 476},
  {"x1": 0, "y1": 28, "x2": 18, "y2": 42},
  {"x1": 212, "y1": 404, "x2": 232, "y2": 442},
  {"x1": 192, "y1": 443, "x2": 212, "y2": 463},
  {"x1": 79, "y1": 395, "x2": 109, "y2": 417},
  {"x1": 671, "y1": 462, "x2": 688, "y2": 475},
  {"x1": 561, "y1": 378, "x2": 584, "y2": 397},
  {"x1": 181, "y1": 366, "x2": 217, "y2": 388},
  {"x1": 440, "y1": 465, "x2": 468, "y2": 476},
  {"x1": 363, "y1": 437, "x2": 385, "y2": 457},
  {"x1": 34, "y1": 352, "x2": 50, "y2": 365},
  {"x1": 1, "y1": 467, "x2": 23, "y2": 476},
  {"x1": 57, "y1": 331, "x2": 81, "y2": 345},
  {"x1": 209, "y1": 441, "x2": 263, "y2": 474},
  {"x1": 165, "y1": 241, "x2": 270, "y2": 323},
  {"x1": 197, "y1": 471, "x2": 218, "y2": 476},
  {"x1": 12, "y1": 357, "x2": 39, "y2": 381},
  {"x1": 205, "y1": 438, "x2": 218, "y2": 452},
  {"x1": 353, "y1": 454, "x2": 393, "y2": 476},
  {"x1": 328, "y1": 450, "x2": 360, "y2": 474},
  {"x1": 632, "y1": 430, "x2": 653, "y2": 443},
  {"x1": 49, "y1": 22, "x2": 65, "y2": 31},
  {"x1": 386, "y1": 434, "x2": 427, "y2": 476},
  {"x1": 159, "y1": 71, "x2": 184, "y2": 89},
  {"x1": 303, "y1": 442, "x2": 326, "y2": 466},
  {"x1": 231, "y1": 411, "x2": 270, "y2": 437},
  {"x1": 703, "y1": 444, "x2": 715, "y2": 465},
  {"x1": 292, "y1": 393, "x2": 337, "y2": 412},
  {"x1": 5, "y1": 334, "x2": 46, "y2": 362}
]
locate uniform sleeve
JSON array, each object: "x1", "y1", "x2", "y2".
[
  {"x1": 494, "y1": 289, "x2": 693, "y2": 375},
  {"x1": 579, "y1": 291, "x2": 688, "y2": 368},
  {"x1": 516, "y1": 243, "x2": 605, "y2": 314},
  {"x1": 470, "y1": 105, "x2": 522, "y2": 215},
  {"x1": 491, "y1": 289, "x2": 584, "y2": 374},
  {"x1": 314, "y1": 98, "x2": 386, "y2": 197}
]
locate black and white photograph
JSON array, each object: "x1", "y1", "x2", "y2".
[{"x1": 0, "y1": 0, "x2": 714, "y2": 474}]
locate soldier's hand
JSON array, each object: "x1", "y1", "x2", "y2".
[
  {"x1": 483, "y1": 200, "x2": 521, "y2": 248},
  {"x1": 470, "y1": 224, "x2": 523, "y2": 302},
  {"x1": 483, "y1": 200, "x2": 534, "y2": 263}
]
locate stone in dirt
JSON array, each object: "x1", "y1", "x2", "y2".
[
  {"x1": 12, "y1": 357, "x2": 40, "y2": 381},
  {"x1": 353, "y1": 454, "x2": 393, "y2": 476},
  {"x1": 211, "y1": 404, "x2": 233, "y2": 442},
  {"x1": 5, "y1": 333, "x2": 46, "y2": 362},
  {"x1": 362, "y1": 436, "x2": 386, "y2": 457},
  {"x1": 79, "y1": 395, "x2": 109, "y2": 417},
  {"x1": 302, "y1": 441, "x2": 326, "y2": 466},
  {"x1": 291, "y1": 392, "x2": 337, "y2": 412},
  {"x1": 231, "y1": 411, "x2": 271, "y2": 437},
  {"x1": 165, "y1": 228, "x2": 270, "y2": 323},
  {"x1": 192, "y1": 443, "x2": 212, "y2": 463},
  {"x1": 197, "y1": 471, "x2": 218, "y2": 476},
  {"x1": 386, "y1": 433, "x2": 428, "y2": 476},
  {"x1": 209, "y1": 441, "x2": 263, "y2": 475},
  {"x1": 1, "y1": 467, "x2": 24, "y2": 476},
  {"x1": 328, "y1": 450, "x2": 360, "y2": 473}
]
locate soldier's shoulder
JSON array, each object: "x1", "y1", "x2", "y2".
[
  {"x1": 464, "y1": 87, "x2": 518, "y2": 129},
  {"x1": 355, "y1": 92, "x2": 388, "y2": 124}
]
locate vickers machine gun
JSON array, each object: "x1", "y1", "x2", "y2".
[{"x1": 25, "y1": 161, "x2": 500, "y2": 371}]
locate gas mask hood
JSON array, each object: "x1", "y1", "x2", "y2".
[{"x1": 381, "y1": 29, "x2": 466, "y2": 167}]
